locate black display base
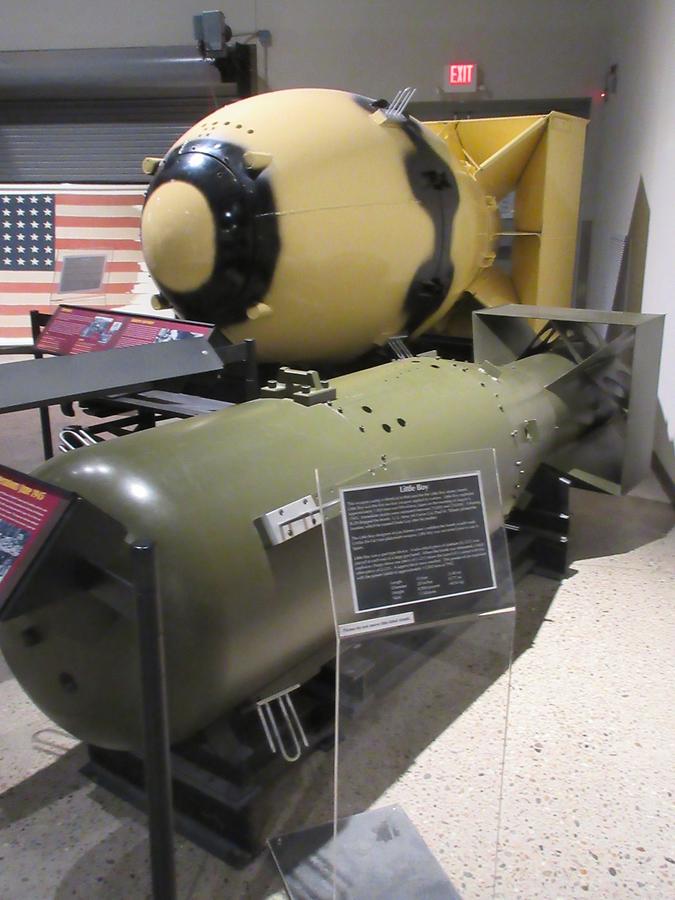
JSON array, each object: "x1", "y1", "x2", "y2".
[
  {"x1": 269, "y1": 805, "x2": 461, "y2": 900},
  {"x1": 81, "y1": 629, "x2": 458, "y2": 867},
  {"x1": 506, "y1": 464, "x2": 571, "y2": 580},
  {"x1": 83, "y1": 668, "x2": 336, "y2": 867}
]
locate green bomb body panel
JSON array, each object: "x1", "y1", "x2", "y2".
[{"x1": 0, "y1": 353, "x2": 577, "y2": 750}]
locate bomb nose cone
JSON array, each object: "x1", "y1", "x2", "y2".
[
  {"x1": 141, "y1": 139, "x2": 280, "y2": 327},
  {"x1": 142, "y1": 180, "x2": 216, "y2": 293}
]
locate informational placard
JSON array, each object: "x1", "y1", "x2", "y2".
[
  {"x1": 35, "y1": 305, "x2": 213, "y2": 356},
  {"x1": 300, "y1": 453, "x2": 516, "y2": 900},
  {"x1": 0, "y1": 465, "x2": 73, "y2": 612},
  {"x1": 340, "y1": 472, "x2": 495, "y2": 616}
]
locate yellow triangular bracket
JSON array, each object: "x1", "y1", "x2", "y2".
[{"x1": 426, "y1": 111, "x2": 588, "y2": 314}]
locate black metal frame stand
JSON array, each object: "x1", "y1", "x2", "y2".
[
  {"x1": 131, "y1": 541, "x2": 177, "y2": 900},
  {"x1": 11, "y1": 310, "x2": 259, "y2": 462},
  {"x1": 30, "y1": 309, "x2": 54, "y2": 459},
  {"x1": 505, "y1": 464, "x2": 571, "y2": 579}
]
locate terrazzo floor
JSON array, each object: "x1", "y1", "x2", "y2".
[{"x1": 0, "y1": 409, "x2": 673, "y2": 898}]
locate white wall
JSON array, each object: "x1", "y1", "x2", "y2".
[
  {"x1": 2, "y1": 0, "x2": 611, "y2": 101},
  {"x1": 0, "y1": 1, "x2": 612, "y2": 220},
  {"x1": 587, "y1": 0, "x2": 675, "y2": 480}
]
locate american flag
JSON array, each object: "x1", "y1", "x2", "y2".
[{"x1": 0, "y1": 188, "x2": 149, "y2": 343}]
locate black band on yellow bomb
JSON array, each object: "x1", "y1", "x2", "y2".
[
  {"x1": 142, "y1": 138, "x2": 280, "y2": 327},
  {"x1": 353, "y1": 95, "x2": 458, "y2": 333}
]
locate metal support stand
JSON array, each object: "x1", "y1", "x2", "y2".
[
  {"x1": 256, "y1": 685, "x2": 310, "y2": 763},
  {"x1": 4, "y1": 311, "x2": 260, "y2": 458},
  {"x1": 506, "y1": 464, "x2": 571, "y2": 580},
  {"x1": 132, "y1": 542, "x2": 177, "y2": 900},
  {"x1": 243, "y1": 338, "x2": 259, "y2": 400},
  {"x1": 30, "y1": 309, "x2": 54, "y2": 459}
]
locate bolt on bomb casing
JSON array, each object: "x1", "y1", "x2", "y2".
[
  {"x1": 0, "y1": 352, "x2": 581, "y2": 751},
  {"x1": 141, "y1": 88, "x2": 501, "y2": 364}
]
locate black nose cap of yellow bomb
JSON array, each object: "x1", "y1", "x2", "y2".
[{"x1": 141, "y1": 138, "x2": 279, "y2": 327}]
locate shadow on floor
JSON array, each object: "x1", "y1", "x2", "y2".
[
  {"x1": 51, "y1": 816, "x2": 209, "y2": 900},
  {"x1": 0, "y1": 744, "x2": 87, "y2": 827},
  {"x1": 567, "y1": 488, "x2": 674, "y2": 563}
]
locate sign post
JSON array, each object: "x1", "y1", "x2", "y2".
[{"x1": 270, "y1": 450, "x2": 516, "y2": 899}]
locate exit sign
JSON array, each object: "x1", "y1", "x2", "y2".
[{"x1": 444, "y1": 62, "x2": 478, "y2": 92}]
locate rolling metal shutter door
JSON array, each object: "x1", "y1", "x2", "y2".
[{"x1": 0, "y1": 97, "x2": 226, "y2": 183}]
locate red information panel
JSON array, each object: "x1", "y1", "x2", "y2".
[
  {"x1": 35, "y1": 305, "x2": 213, "y2": 356},
  {"x1": 0, "y1": 465, "x2": 73, "y2": 612}
]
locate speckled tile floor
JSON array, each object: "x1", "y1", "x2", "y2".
[{"x1": 0, "y1": 410, "x2": 673, "y2": 898}]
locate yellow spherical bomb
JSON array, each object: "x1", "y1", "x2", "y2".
[{"x1": 140, "y1": 88, "x2": 506, "y2": 365}]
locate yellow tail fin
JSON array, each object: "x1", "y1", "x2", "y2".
[{"x1": 426, "y1": 112, "x2": 588, "y2": 326}]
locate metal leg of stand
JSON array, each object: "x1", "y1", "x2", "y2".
[
  {"x1": 38, "y1": 406, "x2": 54, "y2": 459},
  {"x1": 244, "y1": 338, "x2": 259, "y2": 400},
  {"x1": 132, "y1": 542, "x2": 177, "y2": 900},
  {"x1": 30, "y1": 310, "x2": 54, "y2": 460}
]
